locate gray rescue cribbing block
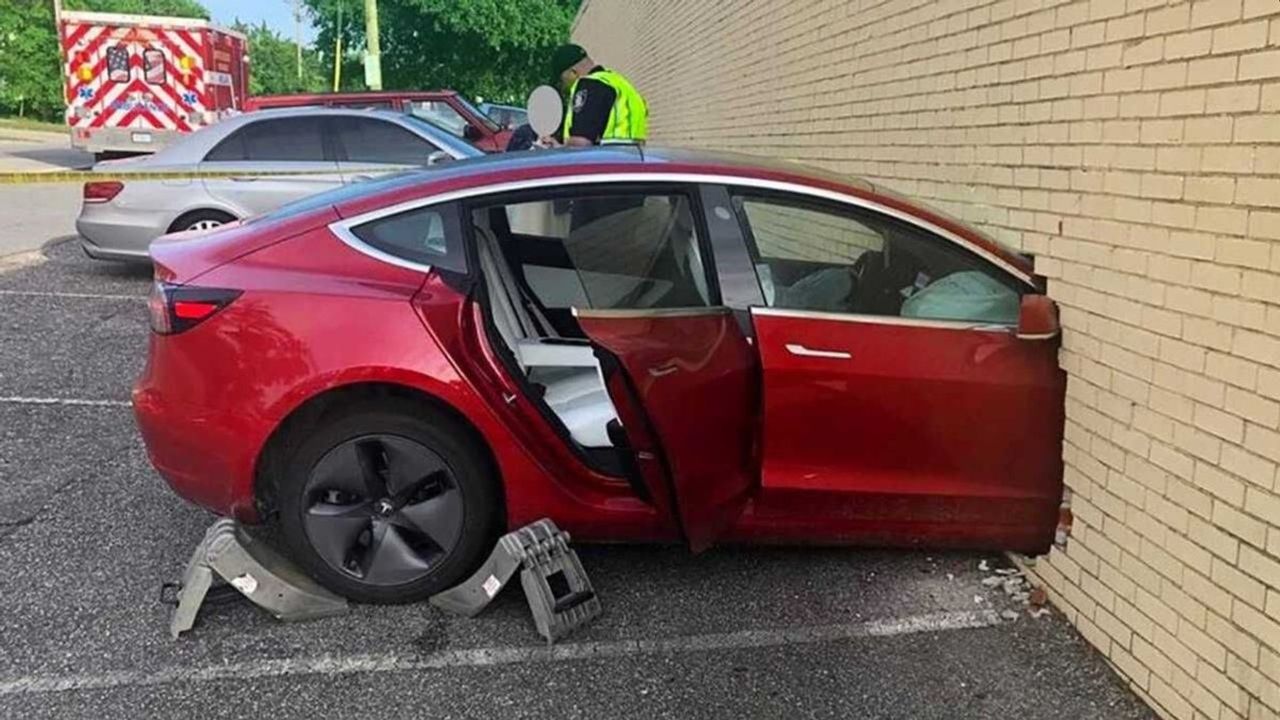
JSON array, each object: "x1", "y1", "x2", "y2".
[
  {"x1": 165, "y1": 518, "x2": 348, "y2": 639},
  {"x1": 430, "y1": 518, "x2": 601, "y2": 643}
]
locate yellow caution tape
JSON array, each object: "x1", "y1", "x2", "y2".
[{"x1": 0, "y1": 167, "x2": 416, "y2": 185}]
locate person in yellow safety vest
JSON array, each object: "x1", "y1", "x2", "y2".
[{"x1": 547, "y1": 44, "x2": 648, "y2": 147}]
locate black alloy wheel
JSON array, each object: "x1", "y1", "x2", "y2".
[{"x1": 302, "y1": 434, "x2": 464, "y2": 586}]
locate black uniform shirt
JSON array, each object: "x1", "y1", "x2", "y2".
[{"x1": 567, "y1": 66, "x2": 617, "y2": 144}]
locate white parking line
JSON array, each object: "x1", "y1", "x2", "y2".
[
  {"x1": 0, "y1": 289, "x2": 144, "y2": 301},
  {"x1": 0, "y1": 396, "x2": 131, "y2": 408},
  {"x1": 0, "y1": 609, "x2": 1001, "y2": 696}
]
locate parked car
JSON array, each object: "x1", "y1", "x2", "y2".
[
  {"x1": 245, "y1": 91, "x2": 515, "y2": 153},
  {"x1": 478, "y1": 102, "x2": 528, "y2": 129},
  {"x1": 134, "y1": 147, "x2": 1066, "y2": 603},
  {"x1": 77, "y1": 107, "x2": 482, "y2": 262}
]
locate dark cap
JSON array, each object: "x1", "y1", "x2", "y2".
[{"x1": 549, "y1": 43, "x2": 588, "y2": 82}]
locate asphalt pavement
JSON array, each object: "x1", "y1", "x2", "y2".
[{"x1": 0, "y1": 227, "x2": 1157, "y2": 718}]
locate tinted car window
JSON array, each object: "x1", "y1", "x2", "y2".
[
  {"x1": 335, "y1": 117, "x2": 439, "y2": 165},
  {"x1": 349, "y1": 203, "x2": 466, "y2": 272},
  {"x1": 733, "y1": 193, "x2": 1022, "y2": 324},
  {"x1": 205, "y1": 118, "x2": 327, "y2": 162}
]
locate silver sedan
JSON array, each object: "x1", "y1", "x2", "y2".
[{"x1": 76, "y1": 107, "x2": 483, "y2": 262}]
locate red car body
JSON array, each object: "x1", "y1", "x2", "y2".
[
  {"x1": 135, "y1": 148, "x2": 1065, "y2": 581},
  {"x1": 244, "y1": 90, "x2": 514, "y2": 153}
]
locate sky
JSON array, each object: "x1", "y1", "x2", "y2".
[{"x1": 203, "y1": 0, "x2": 317, "y2": 42}]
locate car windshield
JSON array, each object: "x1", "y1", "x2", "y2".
[{"x1": 453, "y1": 95, "x2": 501, "y2": 132}]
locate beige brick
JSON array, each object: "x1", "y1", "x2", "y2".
[
  {"x1": 1243, "y1": 0, "x2": 1280, "y2": 18},
  {"x1": 1197, "y1": 205, "x2": 1250, "y2": 235},
  {"x1": 1212, "y1": 19, "x2": 1271, "y2": 52},
  {"x1": 1248, "y1": 210, "x2": 1280, "y2": 240},
  {"x1": 1227, "y1": 387, "x2": 1280, "y2": 427},
  {"x1": 1240, "y1": 544, "x2": 1280, "y2": 588},
  {"x1": 1222, "y1": 444, "x2": 1279, "y2": 488},
  {"x1": 1185, "y1": 177, "x2": 1237, "y2": 205},
  {"x1": 1262, "y1": 81, "x2": 1280, "y2": 110},
  {"x1": 1147, "y1": 3, "x2": 1192, "y2": 34},
  {"x1": 1200, "y1": 145, "x2": 1254, "y2": 173},
  {"x1": 1240, "y1": 51, "x2": 1280, "y2": 81},
  {"x1": 1216, "y1": 556, "x2": 1270, "y2": 609},
  {"x1": 1233, "y1": 601, "x2": 1280, "y2": 648},
  {"x1": 1191, "y1": 0, "x2": 1244, "y2": 28},
  {"x1": 1236, "y1": 177, "x2": 1280, "y2": 208},
  {"x1": 1106, "y1": 12, "x2": 1145, "y2": 41},
  {"x1": 1190, "y1": 514, "x2": 1243, "y2": 561},
  {"x1": 1214, "y1": 499, "x2": 1270, "y2": 548},
  {"x1": 1187, "y1": 56, "x2": 1238, "y2": 86},
  {"x1": 1161, "y1": 88, "x2": 1208, "y2": 115},
  {"x1": 1124, "y1": 36, "x2": 1164, "y2": 66},
  {"x1": 1245, "y1": 487, "x2": 1280, "y2": 525},
  {"x1": 1260, "y1": 367, "x2": 1280, "y2": 400},
  {"x1": 1241, "y1": 270, "x2": 1280, "y2": 303},
  {"x1": 1206, "y1": 352, "x2": 1260, "y2": 389},
  {"x1": 1217, "y1": 237, "x2": 1273, "y2": 267},
  {"x1": 1244, "y1": 424, "x2": 1280, "y2": 466},
  {"x1": 1165, "y1": 29, "x2": 1215, "y2": 60},
  {"x1": 1149, "y1": 675, "x2": 1196, "y2": 720},
  {"x1": 1185, "y1": 115, "x2": 1235, "y2": 143},
  {"x1": 1235, "y1": 329, "x2": 1280, "y2": 366},
  {"x1": 1207, "y1": 85, "x2": 1262, "y2": 113},
  {"x1": 1195, "y1": 461, "x2": 1249, "y2": 505},
  {"x1": 1144, "y1": 62, "x2": 1189, "y2": 90}
]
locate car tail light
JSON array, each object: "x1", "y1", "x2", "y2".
[
  {"x1": 83, "y1": 181, "x2": 123, "y2": 203},
  {"x1": 148, "y1": 281, "x2": 241, "y2": 335}
]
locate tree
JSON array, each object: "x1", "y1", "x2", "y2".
[
  {"x1": 305, "y1": 0, "x2": 579, "y2": 103},
  {"x1": 0, "y1": 0, "x2": 63, "y2": 118},
  {"x1": 235, "y1": 22, "x2": 327, "y2": 96},
  {"x1": 0, "y1": 0, "x2": 209, "y2": 121}
]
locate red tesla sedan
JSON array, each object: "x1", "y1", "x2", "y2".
[{"x1": 134, "y1": 148, "x2": 1066, "y2": 603}]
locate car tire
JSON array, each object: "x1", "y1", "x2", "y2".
[
  {"x1": 168, "y1": 209, "x2": 236, "y2": 234},
  {"x1": 275, "y1": 398, "x2": 500, "y2": 604}
]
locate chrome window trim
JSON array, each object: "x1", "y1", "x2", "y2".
[
  {"x1": 573, "y1": 306, "x2": 730, "y2": 320},
  {"x1": 329, "y1": 222, "x2": 437, "y2": 274},
  {"x1": 327, "y1": 172, "x2": 1034, "y2": 286},
  {"x1": 751, "y1": 306, "x2": 1015, "y2": 333}
]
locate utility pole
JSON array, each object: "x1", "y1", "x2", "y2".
[
  {"x1": 332, "y1": 0, "x2": 343, "y2": 91},
  {"x1": 293, "y1": 0, "x2": 302, "y2": 81},
  {"x1": 363, "y1": 0, "x2": 381, "y2": 90}
]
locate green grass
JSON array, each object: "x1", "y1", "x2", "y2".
[{"x1": 0, "y1": 116, "x2": 67, "y2": 134}]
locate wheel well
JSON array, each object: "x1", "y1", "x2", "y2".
[
  {"x1": 167, "y1": 208, "x2": 237, "y2": 234},
  {"x1": 253, "y1": 382, "x2": 505, "y2": 526}
]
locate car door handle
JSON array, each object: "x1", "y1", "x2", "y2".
[
  {"x1": 229, "y1": 176, "x2": 258, "y2": 182},
  {"x1": 648, "y1": 363, "x2": 679, "y2": 378},
  {"x1": 785, "y1": 343, "x2": 851, "y2": 360}
]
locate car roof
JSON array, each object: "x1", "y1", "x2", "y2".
[
  {"x1": 120, "y1": 107, "x2": 482, "y2": 166},
  {"x1": 323, "y1": 146, "x2": 1033, "y2": 277},
  {"x1": 250, "y1": 90, "x2": 458, "y2": 107}
]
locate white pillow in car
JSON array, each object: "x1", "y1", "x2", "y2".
[
  {"x1": 900, "y1": 270, "x2": 1019, "y2": 325},
  {"x1": 777, "y1": 267, "x2": 854, "y2": 312}
]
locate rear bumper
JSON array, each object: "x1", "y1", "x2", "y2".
[
  {"x1": 77, "y1": 204, "x2": 172, "y2": 259},
  {"x1": 69, "y1": 126, "x2": 182, "y2": 154},
  {"x1": 133, "y1": 342, "x2": 268, "y2": 522}
]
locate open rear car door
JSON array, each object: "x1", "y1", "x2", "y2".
[{"x1": 575, "y1": 308, "x2": 758, "y2": 551}]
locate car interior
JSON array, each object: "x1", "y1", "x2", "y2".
[
  {"x1": 471, "y1": 193, "x2": 709, "y2": 456},
  {"x1": 734, "y1": 196, "x2": 1023, "y2": 325}
]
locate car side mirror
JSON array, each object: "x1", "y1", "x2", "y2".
[
  {"x1": 426, "y1": 150, "x2": 451, "y2": 166},
  {"x1": 463, "y1": 124, "x2": 483, "y2": 141},
  {"x1": 1017, "y1": 294, "x2": 1059, "y2": 341}
]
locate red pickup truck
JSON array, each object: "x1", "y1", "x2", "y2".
[{"x1": 244, "y1": 90, "x2": 515, "y2": 153}]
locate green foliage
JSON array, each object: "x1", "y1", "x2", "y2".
[
  {"x1": 305, "y1": 0, "x2": 579, "y2": 102},
  {"x1": 0, "y1": 0, "x2": 64, "y2": 119},
  {"x1": 236, "y1": 22, "x2": 328, "y2": 95},
  {"x1": 0, "y1": 0, "x2": 209, "y2": 121},
  {"x1": 63, "y1": 0, "x2": 208, "y2": 17}
]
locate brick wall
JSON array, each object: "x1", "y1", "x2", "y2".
[{"x1": 572, "y1": 1, "x2": 1280, "y2": 719}]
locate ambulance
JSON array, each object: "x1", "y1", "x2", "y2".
[{"x1": 60, "y1": 11, "x2": 249, "y2": 157}]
